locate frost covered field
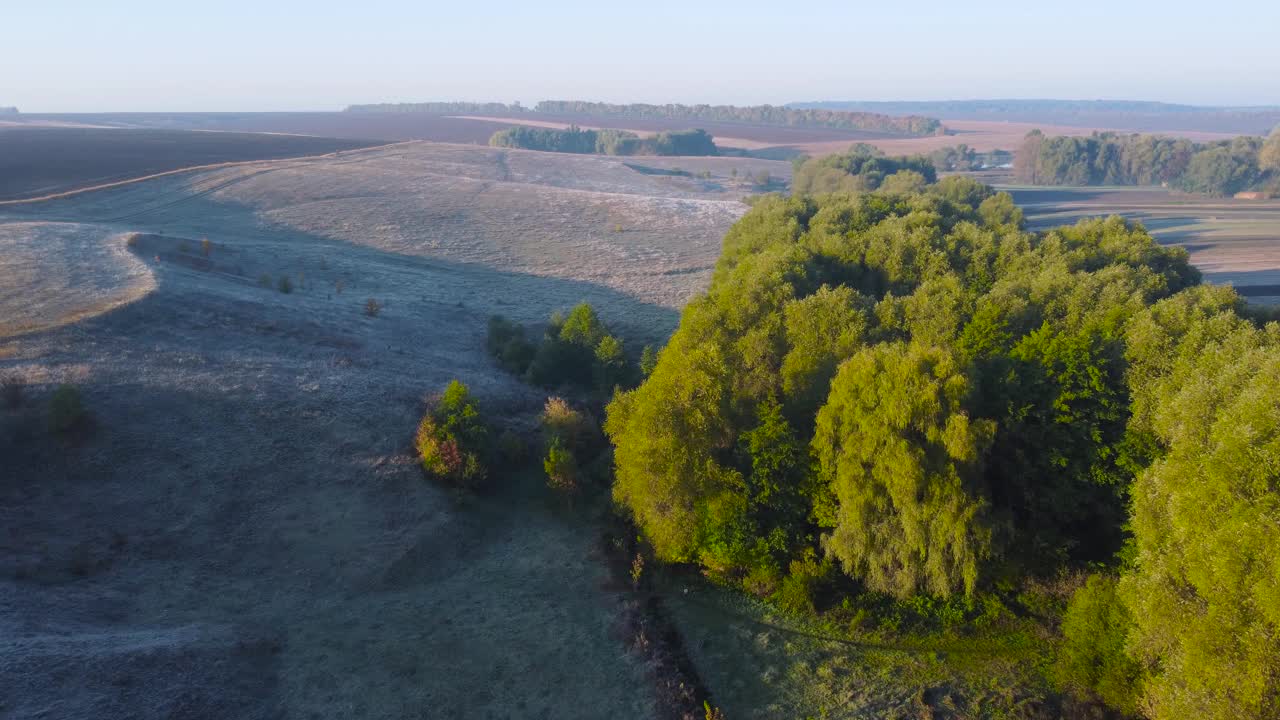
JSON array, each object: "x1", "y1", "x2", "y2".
[{"x1": 0, "y1": 140, "x2": 784, "y2": 719}]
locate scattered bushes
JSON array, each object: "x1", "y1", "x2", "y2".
[
  {"x1": 487, "y1": 303, "x2": 640, "y2": 396},
  {"x1": 415, "y1": 380, "x2": 490, "y2": 489}
]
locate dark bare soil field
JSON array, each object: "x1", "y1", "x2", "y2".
[
  {"x1": 1006, "y1": 184, "x2": 1280, "y2": 300},
  {"x1": 9, "y1": 111, "x2": 901, "y2": 160},
  {"x1": 0, "y1": 128, "x2": 383, "y2": 201},
  {"x1": 9, "y1": 112, "x2": 539, "y2": 145}
]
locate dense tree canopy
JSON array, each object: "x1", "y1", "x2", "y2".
[
  {"x1": 1118, "y1": 286, "x2": 1280, "y2": 720},
  {"x1": 791, "y1": 145, "x2": 936, "y2": 195},
  {"x1": 1016, "y1": 130, "x2": 1278, "y2": 196},
  {"x1": 607, "y1": 158, "x2": 1280, "y2": 717},
  {"x1": 607, "y1": 164, "x2": 1201, "y2": 598}
]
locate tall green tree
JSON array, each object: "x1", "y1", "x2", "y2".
[{"x1": 813, "y1": 342, "x2": 995, "y2": 597}]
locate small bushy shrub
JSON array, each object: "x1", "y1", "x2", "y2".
[
  {"x1": 486, "y1": 315, "x2": 536, "y2": 374},
  {"x1": 539, "y1": 397, "x2": 596, "y2": 450},
  {"x1": 48, "y1": 384, "x2": 86, "y2": 434},
  {"x1": 415, "y1": 380, "x2": 490, "y2": 489},
  {"x1": 277, "y1": 276, "x2": 293, "y2": 294},
  {"x1": 364, "y1": 298, "x2": 381, "y2": 317},
  {"x1": 773, "y1": 551, "x2": 832, "y2": 616},
  {"x1": 1052, "y1": 573, "x2": 1144, "y2": 714},
  {"x1": 495, "y1": 304, "x2": 642, "y2": 395},
  {"x1": 543, "y1": 437, "x2": 579, "y2": 499},
  {"x1": 495, "y1": 429, "x2": 528, "y2": 467}
]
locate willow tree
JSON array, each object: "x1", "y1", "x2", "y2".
[
  {"x1": 1118, "y1": 289, "x2": 1280, "y2": 720},
  {"x1": 812, "y1": 342, "x2": 995, "y2": 596}
]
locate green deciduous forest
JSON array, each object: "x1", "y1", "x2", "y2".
[
  {"x1": 790, "y1": 144, "x2": 937, "y2": 194},
  {"x1": 604, "y1": 159, "x2": 1280, "y2": 718},
  {"x1": 488, "y1": 126, "x2": 718, "y2": 156},
  {"x1": 1016, "y1": 128, "x2": 1280, "y2": 196}
]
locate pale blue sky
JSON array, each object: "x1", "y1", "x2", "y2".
[{"x1": 4, "y1": 0, "x2": 1278, "y2": 112}]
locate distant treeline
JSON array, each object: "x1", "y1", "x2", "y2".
[
  {"x1": 344, "y1": 100, "x2": 944, "y2": 137},
  {"x1": 1016, "y1": 129, "x2": 1280, "y2": 197},
  {"x1": 534, "y1": 100, "x2": 944, "y2": 136},
  {"x1": 792, "y1": 98, "x2": 1278, "y2": 115},
  {"x1": 346, "y1": 101, "x2": 524, "y2": 114},
  {"x1": 0, "y1": 107, "x2": 17, "y2": 115},
  {"x1": 489, "y1": 126, "x2": 718, "y2": 156}
]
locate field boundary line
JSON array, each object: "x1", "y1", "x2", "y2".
[{"x1": 0, "y1": 140, "x2": 418, "y2": 206}]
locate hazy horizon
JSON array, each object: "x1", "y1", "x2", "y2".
[{"x1": 6, "y1": 0, "x2": 1278, "y2": 113}]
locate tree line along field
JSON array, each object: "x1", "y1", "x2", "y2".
[{"x1": 0, "y1": 127, "x2": 384, "y2": 200}]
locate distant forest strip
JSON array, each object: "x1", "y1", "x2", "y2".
[
  {"x1": 0, "y1": 106, "x2": 17, "y2": 114},
  {"x1": 489, "y1": 126, "x2": 718, "y2": 156},
  {"x1": 532, "y1": 101, "x2": 945, "y2": 136},
  {"x1": 344, "y1": 101, "x2": 521, "y2": 115},
  {"x1": 1016, "y1": 129, "x2": 1280, "y2": 197},
  {"x1": 344, "y1": 100, "x2": 946, "y2": 137},
  {"x1": 791, "y1": 99, "x2": 1280, "y2": 115}
]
